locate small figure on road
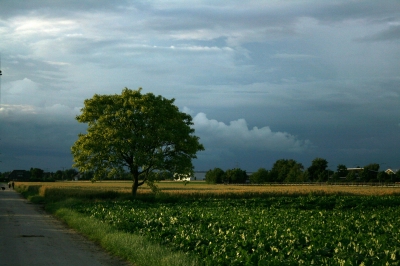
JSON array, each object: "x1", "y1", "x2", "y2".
[
  {"x1": 8, "y1": 182, "x2": 11, "y2": 189},
  {"x1": 12, "y1": 181, "x2": 14, "y2": 189}
]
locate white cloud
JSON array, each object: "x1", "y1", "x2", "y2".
[
  {"x1": 0, "y1": 103, "x2": 79, "y2": 124},
  {"x1": 45, "y1": 61, "x2": 70, "y2": 66},
  {"x1": 13, "y1": 17, "x2": 77, "y2": 36},
  {"x1": 6, "y1": 78, "x2": 39, "y2": 94},
  {"x1": 182, "y1": 106, "x2": 194, "y2": 116},
  {"x1": 0, "y1": 104, "x2": 37, "y2": 117},
  {"x1": 193, "y1": 112, "x2": 311, "y2": 152},
  {"x1": 3, "y1": 78, "x2": 46, "y2": 106}
]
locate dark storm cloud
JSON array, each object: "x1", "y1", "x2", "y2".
[
  {"x1": 0, "y1": 0, "x2": 399, "y2": 172},
  {"x1": 0, "y1": 104, "x2": 84, "y2": 170}
]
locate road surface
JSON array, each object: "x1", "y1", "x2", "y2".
[{"x1": 0, "y1": 184, "x2": 131, "y2": 266}]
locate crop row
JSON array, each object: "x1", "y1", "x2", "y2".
[{"x1": 74, "y1": 196, "x2": 400, "y2": 265}]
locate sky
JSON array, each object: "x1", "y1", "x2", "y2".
[{"x1": 0, "y1": 1, "x2": 399, "y2": 173}]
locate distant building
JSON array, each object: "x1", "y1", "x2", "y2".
[
  {"x1": 385, "y1": 169, "x2": 398, "y2": 175},
  {"x1": 174, "y1": 171, "x2": 207, "y2": 181},
  {"x1": 174, "y1": 171, "x2": 254, "y2": 181},
  {"x1": 8, "y1": 170, "x2": 30, "y2": 181}
]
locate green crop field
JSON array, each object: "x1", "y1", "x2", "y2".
[
  {"x1": 15, "y1": 182, "x2": 400, "y2": 265},
  {"x1": 74, "y1": 196, "x2": 400, "y2": 265}
]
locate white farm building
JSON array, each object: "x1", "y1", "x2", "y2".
[{"x1": 174, "y1": 171, "x2": 207, "y2": 181}]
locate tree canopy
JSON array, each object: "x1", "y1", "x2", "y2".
[
  {"x1": 307, "y1": 157, "x2": 328, "y2": 181},
  {"x1": 224, "y1": 168, "x2": 248, "y2": 184},
  {"x1": 249, "y1": 168, "x2": 270, "y2": 184},
  {"x1": 205, "y1": 168, "x2": 225, "y2": 184},
  {"x1": 360, "y1": 163, "x2": 380, "y2": 182},
  {"x1": 270, "y1": 159, "x2": 304, "y2": 182},
  {"x1": 71, "y1": 88, "x2": 204, "y2": 196}
]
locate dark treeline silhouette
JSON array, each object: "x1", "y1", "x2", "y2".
[{"x1": 205, "y1": 158, "x2": 400, "y2": 184}]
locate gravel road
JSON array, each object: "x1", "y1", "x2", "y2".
[{"x1": 0, "y1": 184, "x2": 132, "y2": 266}]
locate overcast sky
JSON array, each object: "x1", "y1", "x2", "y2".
[{"x1": 0, "y1": 1, "x2": 399, "y2": 173}]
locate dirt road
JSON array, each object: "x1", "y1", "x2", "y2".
[{"x1": 0, "y1": 185, "x2": 131, "y2": 266}]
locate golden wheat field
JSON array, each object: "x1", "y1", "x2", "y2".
[{"x1": 15, "y1": 180, "x2": 400, "y2": 197}]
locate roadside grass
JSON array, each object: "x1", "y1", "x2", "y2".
[{"x1": 47, "y1": 200, "x2": 199, "y2": 266}]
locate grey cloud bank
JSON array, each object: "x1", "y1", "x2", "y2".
[{"x1": 0, "y1": 1, "x2": 399, "y2": 172}]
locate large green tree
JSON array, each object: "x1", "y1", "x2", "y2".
[
  {"x1": 205, "y1": 168, "x2": 225, "y2": 184},
  {"x1": 307, "y1": 157, "x2": 328, "y2": 181},
  {"x1": 30, "y1": 167, "x2": 44, "y2": 180},
  {"x1": 360, "y1": 163, "x2": 380, "y2": 182},
  {"x1": 249, "y1": 168, "x2": 270, "y2": 184},
  {"x1": 336, "y1": 164, "x2": 348, "y2": 178},
  {"x1": 71, "y1": 88, "x2": 204, "y2": 196},
  {"x1": 270, "y1": 159, "x2": 304, "y2": 182},
  {"x1": 224, "y1": 168, "x2": 248, "y2": 184}
]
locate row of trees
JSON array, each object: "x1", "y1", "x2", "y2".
[
  {"x1": 0, "y1": 168, "x2": 176, "y2": 182},
  {"x1": 0, "y1": 168, "x2": 80, "y2": 182},
  {"x1": 204, "y1": 168, "x2": 248, "y2": 184},
  {"x1": 205, "y1": 158, "x2": 400, "y2": 184}
]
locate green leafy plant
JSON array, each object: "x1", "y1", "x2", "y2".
[{"x1": 74, "y1": 196, "x2": 400, "y2": 265}]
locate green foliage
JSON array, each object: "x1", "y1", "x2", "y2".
[
  {"x1": 308, "y1": 158, "x2": 328, "y2": 181},
  {"x1": 71, "y1": 88, "x2": 204, "y2": 196},
  {"x1": 285, "y1": 167, "x2": 304, "y2": 182},
  {"x1": 30, "y1": 167, "x2": 44, "y2": 180},
  {"x1": 75, "y1": 196, "x2": 400, "y2": 265},
  {"x1": 79, "y1": 171, "x2": 95, "y2": 180},
  {"x1": 359, "y1": 163, "x2": 380, "y2": 182},
  {"x1": 377, "y1": 171, "x2": 391, "y2": 183},
  {"x1": 48, "y1": 206, "x2": 198, "y2": 266},
  {"x1": 147, "y1": 171, "x2": 173, "y2": 182},
  {"x1": 0, "y1": 171, "x2": 10, "y2": 181},
  {"x1": 146, "y1": 180, "x2": 162, "y2": 194},
  {"x1": 205, "y1": 168, "x2": 225, "y2": 184},
  {"x1": 54, "y1": 170, "x2": 63, "y2": 180},
  {"x1": 224, "y1": 168, "x2": 248, "y2": 184},
  {"x1": 249, "y1": 168, "x2": 269, "y2": 184},
  {"x1": 336, "y1": 164, "x2": 348, "y2": 178},
  {"x1": 64, "y1": 168, "x2": 78, "y2": 180},
  {"x1": 270, "y1": 159, "x2": 304, "y2": 182},
  {"x1": 346, "y1": 171, "x2": 357, "y2": 181}
]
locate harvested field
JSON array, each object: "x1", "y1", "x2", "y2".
[{"x1": 15, "y1": 181, "x2": 400, "y2": 197}]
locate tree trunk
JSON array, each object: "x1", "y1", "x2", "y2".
[
  {"x1": 132, "y1": 180, "x2": 139, "y2": 197},
  {"x1": 131, "y1": 168, "x2": 139, "y2": 197}
]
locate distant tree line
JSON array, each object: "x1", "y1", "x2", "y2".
[
  {"x1": 0, "y1": 168, "x2": 80, "y2": 182},
  {"x1": 0, "y1": 168, "x2": 178, "y2": 182},
  {"x1": 205, "y1": 158, "x2": 400, "y2": 184},
  {"x1": 1, "y1": 158, "x2": 398, "y2": 184}
]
